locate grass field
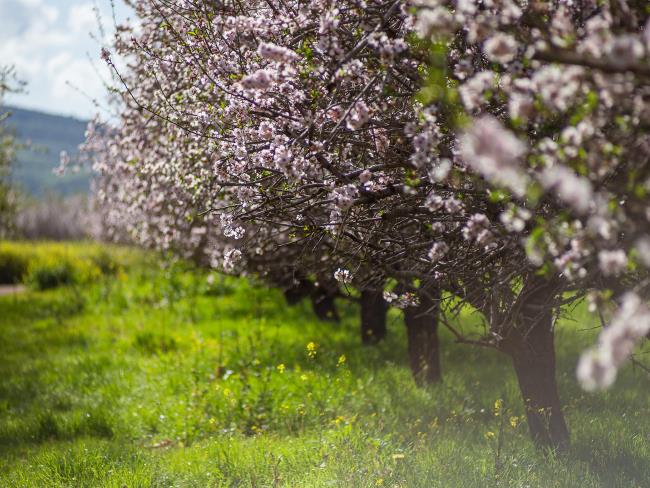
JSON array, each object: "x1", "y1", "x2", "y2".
[{"x1": 1, "y1": 242, "x2": 649, "y2": 487}]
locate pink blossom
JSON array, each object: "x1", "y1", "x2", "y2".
[
  {"x1": 241, "y1": 69, "x2": 273, "y2": 90},
  {"x1": 460, "y1": 116, "x2": 528, "y2": 196},
  {"x1": 483, "y1": 34, "x2": 518, "y2": 64},
  {"x1": 257, "y1": 42, "x2": 299, "y2": 63}
]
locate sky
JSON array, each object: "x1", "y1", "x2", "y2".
[{"x1": 0, "y1": 0, "x2": 131, "y2": 120}]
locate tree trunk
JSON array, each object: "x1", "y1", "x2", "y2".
[
  {"x1": 310, "y1": 289, "x2": 340, "y2": 323},
  {"x1": 360, "y1": 289, "x2": 388, "y2": 344},
  {"x1": 283, "y1": 279, "x2": 312, "y2": 305},
  {"x1": 505, "y1": 278, "x2": 570, "y2": 452},
  {"x1": 283, "y1": 278, "x2": 339, "y2": 323},
  {"x1": 404, "y1": 287, "x2": 441, "y2": 385}
]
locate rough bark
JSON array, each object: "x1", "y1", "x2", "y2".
[
  {"x1": 404, "y1": 287, "x2": 441, "y2": 385},
  {"x1": 360, "y1": 289, "x2": 388, "y2": 344},
  {"x1": 504, "y1": 277, "x2": 570, "y2": 452}
]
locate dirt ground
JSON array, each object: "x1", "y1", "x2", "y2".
[{"x1": 0, "y1": 285, "x2": 26, "y2": 296}]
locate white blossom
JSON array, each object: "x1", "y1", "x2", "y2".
[
  {"x1": 483, "y1": 33, "x2": 518, "y2": 64},
  {"x1": 346, "y1": 101, "x2": 370, "y2": 130},
  {"x1": 241, "y1": 69, "x2": 273, "y2": 90},
  {"x1": 606, "y1": 35, "x2": 645, "y2": 68},
  {"x1": 460, "y1": 116, "x2": 528, "y2": 196},
  {"x1": 578, "y1": 293, "x2": 650, "y2": 390},
  {"x1": 459, "y1": 71, "x2": 494, "y2": 111},
  {"x1": 598, "y1": 249, "x2": 628, "y2": 277},
  {"x1": 428, "y1": 158, "x2": 451, "y2": 182},
  {"x1": 414, "y1": 6, "x2": 454, "y2": 39},
  {"x1": 223, "y1": 248, "x2": 243, "y2": 272},
  {"x1": 428, "y1": 241, "x2": 449, "y2": 262},
  {"x1": 257, "y1": 42, "x2": 299, "y2": 63},
  {"x1": 334, "y1": 268, "x2": 353, "y2": 284},
  {"x1": 539, "y1": 166, "x2": 593, "y2": 214}
]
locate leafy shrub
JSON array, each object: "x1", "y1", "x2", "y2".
[
  {"x1": 0, "y1": 241, "x2": 138, "y2": 290},
  {"x1": 89, "y1": 249, "x2": 118, "y2": 276},
  {"x1": 25, "y1": 259, "x2": 77, "y2": 290},
  {"x1": 25, "y1": 252, "x2": 106, "y2": 291},
  {"x1": 0, "y1": 246, "x2": 28, "y2": 283}
]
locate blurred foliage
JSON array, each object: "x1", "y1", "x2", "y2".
[
  {"x1": 24, "y1": 259, "x2": 80, "y2": 291},
  {"x1": 0, "y1": 67, "x2": 20, "y2": 237},
  {"x1": 0, "y1": 241, "x2": 136, "y2": 289},
  {"x1": 0, "y1": 244, "x2": 28, "y2": 284},
  {"x1": 14, "y1": 194, "x2": 96, "y2": 241}
]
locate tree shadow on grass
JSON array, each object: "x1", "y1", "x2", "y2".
[
  {"x1": 570, "y1": 436, "x2": 650, "y2": 487},
  {"x1": 0, "y1": 408, "x2": 115, "y2": 460},
  {"x1": 0, "y1": 290, "x2": 86, "y2": 324}
]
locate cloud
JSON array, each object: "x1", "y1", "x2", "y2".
[
  {"x1": 0, "y1": 1, "x2": 66, "y2": 78},
  {"x1": 1, "y1": 0, "x2": 129, "y2": 118},
  {"x1": 0, "y1": 0, "x2": 59, "y2": 41},
  {"x1": 68, "y1": 3, "x2": 98, "y2": 35}
]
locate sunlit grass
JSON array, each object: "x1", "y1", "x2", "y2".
[{"x1": 0, "y1": 242, "x2": 649, "y2": 487}]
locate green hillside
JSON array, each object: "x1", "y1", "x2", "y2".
[{"x1": 6, "y1": 106, "x2": 90, "y2": 197}]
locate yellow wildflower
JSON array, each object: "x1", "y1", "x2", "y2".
[
  {"x1": 494, "y1": 398, "x2": 503, "y2": 417},
  {"x1": 307, "y1": 341, "x2": 318, "y2": 358}
]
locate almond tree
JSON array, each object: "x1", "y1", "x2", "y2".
[
  {"x1": 90, "y1": 0, "x2": 650, "y2": 451},
  {"x1": 413, "y1": 0, "x2": 650, "y2": 449},
  {"x1": 88, "y1": 0, "x2": 444, "y2": 382}
]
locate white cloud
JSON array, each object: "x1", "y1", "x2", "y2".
[
  {"x1": 52, "y1": 56, "x2": 106, "y2": 108},
  {"x1": 68, "y1": 3, "x2": 98, "y2": 35},
  {"x1": 1, "y1": 0, "x2": 130, "y2": 118}
]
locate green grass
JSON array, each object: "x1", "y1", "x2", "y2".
[{"x1": 1, "y1": 242, "x2": 649, "y2": 487}]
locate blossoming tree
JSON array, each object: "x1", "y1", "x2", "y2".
[
  {"x1": 90, "y1": 0, "x2": 650, "y2": 452},
  {"x1": 413, "y1": 0, "x2": 650, "y2": 449},
  {"x1": 89, "y1": 0, "x2": 446, "y2": 381}
]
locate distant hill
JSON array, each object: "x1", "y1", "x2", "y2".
[{"x1": 6, "y1": 106, "x2": 91, "y2": 197}]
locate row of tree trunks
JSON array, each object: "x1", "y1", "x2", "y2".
[
  {"x1": 287, "y1": 274, "x2": 568, "y2": 451},
  {"x1": 360, "y1": 289, "x2": 388, "y2": 344},
  {"x1": 284, "y1": 277, "x2": 443, "y2": 387},
  {"x1": 361, "y1": 286, "x2": 442, "y2": 384},
  {"x1": 283, "y1": 278, "x2": 339, "y2": 322},
  {"x1": 311, "y1": 291, "x2": 340, "y2": 322}
]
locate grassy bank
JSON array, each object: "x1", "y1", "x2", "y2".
[{"x1": 0, "y1": 242, "x2": 648, "y2": 487}]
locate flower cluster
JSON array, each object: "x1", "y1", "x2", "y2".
[{"x1": 578, "y1": 293, "x2": 650, "y2": 390}]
